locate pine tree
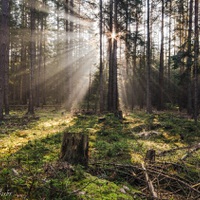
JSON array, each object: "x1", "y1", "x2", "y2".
[
  {"x1": 146, "y1": 0, "x2": 152, "y2": 113},
  {"x1": 0, "y1": 0, "x2": 9, "y2": 119}
]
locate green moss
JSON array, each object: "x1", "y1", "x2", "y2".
[{"x1": 0, "y1": 110, "x2": 199, "y2": 199}]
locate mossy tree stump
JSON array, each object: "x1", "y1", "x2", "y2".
[
  {"x1": 60, "y1": 132, "x2": 89, "y2": 167},
  {"x1": 145, "y1": 149, "x2": 156, "y2": 163}
]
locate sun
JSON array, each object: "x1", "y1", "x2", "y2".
[{"x1": 111, "y1": 31, "x2": 116, "y2": 40}]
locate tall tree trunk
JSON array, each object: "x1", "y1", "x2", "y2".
[
  {"x1": 20, "y1": 0, "x2": 28, "y2": 105},
  {"x1": 158, "y1": 0, "x2": 165, "y2": 110},
  {"x1": 108, "y1": 0, "x2": 118, "y2": 112},
  {"x1": 55, "y1": 2, "x2": 60, "y2": 105},
  {"x1": 194, "y1": 0, "x2": 199, "y2": 123},
  {"x1": 167, "y1": 0, "x2": 172, "y2": 90},
  {"x1": 187, "y1": 0, "x2": 193, "y2": 115},
  {"x1": 0, "y1": 0, "x2": 9, "y2": 119},
  {"x1": 20, "y1": 38, "x2": 28, "y2": 105},
  {"x1": 4, "y1": 1, "x2": 10, "y2": 115},
  {"x1": 38, "y1": 14, "x2": 44, "y2": 107},
  {"x1": 146, "y1": 0, "x2": 152, "y2": 113},
  {"x1": 42, "y1": 14, "x2": 47, "y2": 106},
  {"x1": 66, "y1": 0, "x2": 74, "y2": 110},
  {"x1": 64, "y1": 0, "x2": 69, "y2": 107},
  {"x1": 132, "y1": 10, "x2": 139, "y2": 110},
  {"x1": 35, "y1": 16, "x2": 40, "y2": 107},
  {"x1": 4, "y1": 44, "x2": 9, "y2": 116},
  {"x1": 107, "y1": 0, "x2": 113, "y2": 111},
  {"x1": 177, "y1": 1, "x2": 186, "y2": 111},
  {"x1": 113, "y1": 0, "x2": 118, "y2": 111},
  {"x1": 99, "y1": 0, "x2": 104, "y2": 112},
  {"x1": 28, "y1": 0, "x2": 36, "y2": 115},
  {"x1": 125, "y1": 0, "x2": 129, "y2": 75}
]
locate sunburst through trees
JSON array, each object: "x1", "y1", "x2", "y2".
[{"x1": 0, "y1": 0, "x2": 199, "y2": 120}]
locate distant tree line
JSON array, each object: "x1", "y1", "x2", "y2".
[
  {"x1": 97, "y1": 0, "x2": 199, "y2": 121},
  {"x1": 0, "y1": 0, "x2": 199, "y2": 121},
  {"x1": 0, "y1": 0, "x2": 95, "y2": 119}
]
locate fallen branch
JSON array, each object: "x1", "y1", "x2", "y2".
[
  {"x1": 141, "y1": 162, "x2": 158, "y2": 199},
  {"x1": 89, "y1": 162, "x2": 200, "y2": 199},
  {"x1": 181, "y1": 143, "x2": 200, "y2": 161},
  {"x1": 146, "y1": 166, "x2": 200, "y2": 195},
  {"x1": 157, "y1": 146, "x2": 190, "y2": 157}
]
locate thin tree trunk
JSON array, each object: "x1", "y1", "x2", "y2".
[
  {"x1": 158, "y1": 0, "x2": 165, "y2": 110},
  {"x1": 99, "y1": 0, "x2": 104, "y2": 112},
  {"x1": 132, "y1": 11, "x2": 139, "y2": 109},
  {"x1": 187, "y1": 0, "x2": 193, "y2": 115},
  {"x1": 4, "y1": 1, "x2": 10, "y2": 115},
  {"x1": 113, "y1": 0, "x2": 118, "y2": 111},
  {"x1": 108, "y1": 0, "x2": 113, "y2": 111},
  {"x1": 42, "y1": 15, "x2": 47, "y2": 106},
  {"x1": 4, "y1": 44, "x2": 9, "y2": 115},
  {"x1": 55, "y1": 2, "x2": 60, "y2": 105},
  {"x1": 38, "y1": 14, "x2": 44, "y2": 107},
  {"x1": 0, "y1": 0, "x2": 9, "y2": 119},
  {"x1": 67, "y1": 0, "x2": 74, "y2": 109},
  {"x1": 64, "y1": 0, "x2": 69, "y2": 107},
  {"x1": 20, "y1": 38, "x2": 28, "y2": 105},
  {"x1": 20, "y1": 0, "x2": 28, "y2": 105},
  {"x1": 28, "y1": 0, "x2": 36, "y2": 115},
  {"x1": 167, "y1": 0, "x2": 172, "y2": 90},
  {"x1": 146, "y1": 0, "x2": 152, "y2": 113},
  {"x1": 125, "y1": 0, "x2": 129, "y2": 75},
  {"x1": 194, "y1": 0, "x2": 199, "y2": 123}
]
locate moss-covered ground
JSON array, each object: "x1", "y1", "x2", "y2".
[{"x1": 0, "y1": 109, "x2": 199, "y2": 199}]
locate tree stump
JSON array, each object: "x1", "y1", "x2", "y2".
[
  {"x1": 145, "y1": 149, "x2": 156, "y2": 163},
  {"x1": 60, "y1": 132, "x2": 89, "y2": 167}
]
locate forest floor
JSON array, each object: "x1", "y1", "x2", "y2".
[{"x1": 0, "y1": 108, "x2": 200, "y2": 200}]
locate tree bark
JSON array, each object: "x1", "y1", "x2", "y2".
[
  {"x1": 99, "y1": 0, "x2": 104, "y2": 113},
  {"x1": 167, "y1": 0, "x2": 172, "y2": 92},
  {"x1": 42, "y1": 14, "x2": 47, "y2": 106},
  {"x1": 60, "y1": 132, "x2": 89, "y2": 167},
  {"x1": 193, "y1": 0, "x2": 199, "y2": 123},
  {"x1": 146, "y1": 0, "x2": 152, "y2": 113},
  {"x1": 186, "y1": 0, "x2": 193, "y2": 115},
  {"x1": 107, "y1": 0, "x2": 113, "y2": 112},
  {"x1": 158, "y1": 0, "x2": 164, "y2": 110},
  {"x1": 107, "y1": 0, "x2": 118, "y2": 112},
  {"x1": 28, "y1": 0, "x2": 36, "y2": 115},
  {"x1": 0, "y1": 0, "x2": 9, "y2": 119}
]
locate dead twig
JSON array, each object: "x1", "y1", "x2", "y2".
[
  {"x1": 181, "y1": 143, "x2": 200, "y2": 161},
  {"x1": 141, "y1": 162, "x2": 158, "y2": 199},
  {"x1": 146, "y1": 166, "x2": 200, "y2": 196},
  {"x1": 157, "y1": 146, "x2": 191, "y2": 157},
  {"x1": 89, "y1": 162, "x2": 200, "y2": 199}
]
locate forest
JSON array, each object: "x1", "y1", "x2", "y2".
[{"x1": 0, "y1": 0, "x2": 200, "y2": 199}]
